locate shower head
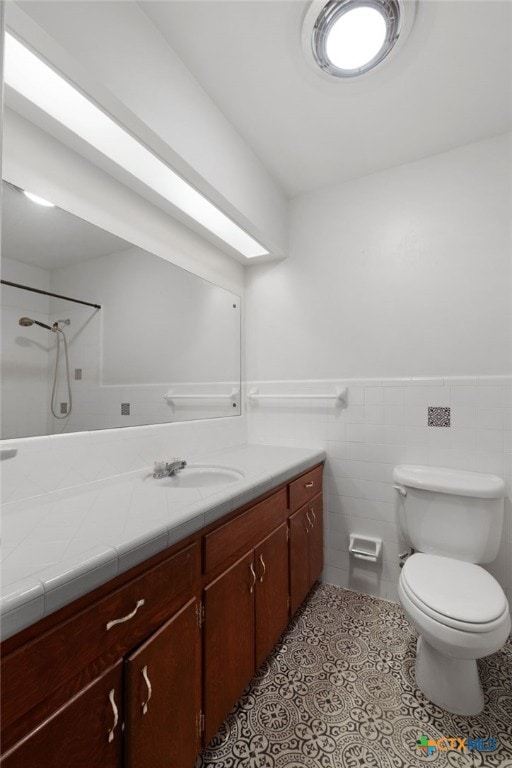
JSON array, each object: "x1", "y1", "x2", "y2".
[{"x1": 19, "y1": 316, "x2": 55, "y2": 332}]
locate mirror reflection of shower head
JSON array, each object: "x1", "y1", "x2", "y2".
[
  {"x1": 18, "y1": 316, "x2": 72, "y2": 419},
  {"x1": 18, "y1": 316, "x2": 55, "y2": 332}
]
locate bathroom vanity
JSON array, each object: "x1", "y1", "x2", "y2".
[{"x1": 0, "y1": 449, "x2": 324, "y2": 767}]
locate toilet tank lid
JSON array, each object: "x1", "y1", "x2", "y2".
[{"x1": 393, "y1": 465, "x2": 505, "y2": 499}]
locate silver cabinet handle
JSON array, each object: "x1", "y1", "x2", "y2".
[
  {"x1": 106, "y1": 599, "x2": 145, "y2": 631},
  {"x1": 108, "y1": 689, "x2": 119, "y2": 743},
  {"x1": 305, "y1": 481, "x2": 314, "y2": 488},
  {"x1": 249, "y1": 562, "x2": 257, "y2": 593},
  {"x1": 141, "y1": 665, "x2": 152, "y2": 715},
  {"x1": 306, "y1": 510, "x2": 313, "y2": 529},
  {"x1": 310, "y1": 507, "x2": 316, "y2": 524},
  {"x1": 258, "y1": 554, "x2": 266, "y2": 583}
]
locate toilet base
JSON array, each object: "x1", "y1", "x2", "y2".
[{"x1": 415, "y1": 636, "x2": 484, "y2": 715}]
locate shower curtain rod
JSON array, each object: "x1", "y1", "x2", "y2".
[{"x1": 1, "y1": 280, "x2": 101, "y2": 309}]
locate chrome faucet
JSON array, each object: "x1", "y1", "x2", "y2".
[{"x1": 153, "y1": 458, "x2": 187, "y2": 478}]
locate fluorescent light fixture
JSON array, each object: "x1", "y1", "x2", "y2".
[
  {"x1": 4, "y1": 33, "x2": 268, "y2": 259},
  {"x1": 22, "y1": 190, "x2": 56, "y2": 207}
]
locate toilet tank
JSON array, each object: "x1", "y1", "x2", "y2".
[{"x1": 393, "y1": 465, "x2": 505, "y2": 563}]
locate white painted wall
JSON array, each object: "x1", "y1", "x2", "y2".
[
  {"x1": 246, "y1": 134, "x2": 512, "y2": 607},
  {"x1": 246, "y1": 134, "x2": 512, "y2": 380},
  {"x1": 1, "y1": 259, "x2": 51, "y2": 437},
  {"x1": 44, "y1": 245, "x2": 241, "y2": 433},
  {"x1": 6, "y1": 1, "x2": 288, "y2": 258},
  {"x1": 51, "y1": 245, "x2": 240, "y2": 386}
]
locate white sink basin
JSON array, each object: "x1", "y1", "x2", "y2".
[{"x1": 154, "y1": 464, "x2": 244, "y2": 489}]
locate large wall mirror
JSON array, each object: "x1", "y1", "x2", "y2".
[{"x1": 1, "y1": 180, "x2": 241, "y2": 439}]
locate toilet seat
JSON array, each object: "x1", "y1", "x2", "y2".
[{"x1": 400, "y1": 554, "x2": 508, "y2": 633}]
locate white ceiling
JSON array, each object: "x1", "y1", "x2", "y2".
[
  {"x1": 141, "y1": 0, "x2": 512, "y2": 197},
  {"x1": 2, "y1": 181, "x2": 130, "y2": 270}
]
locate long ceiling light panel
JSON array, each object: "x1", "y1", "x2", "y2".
[{"x1": 4, "y1": 33, "x2": 269, "y2": 259}]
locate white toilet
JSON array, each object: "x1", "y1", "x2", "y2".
[{"x1": 393, "y1": 464, "x2": 511, "y2": 715}]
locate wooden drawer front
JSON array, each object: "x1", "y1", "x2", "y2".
[
  {"x1": 204, "y1": 488, "x2": 287, "y2": 574},
  {"x1": 1, "y1": 542, "x2": 200, "y2": 734},
  {"x1": 289, "y1": 464, "x2": 323, "y2": 512}
]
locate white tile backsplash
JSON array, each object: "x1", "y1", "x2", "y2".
[
  {"x1": 426, "y1": 385, "x2": 452, "y2": 405},
  {"x1": 478, "y1": 408, "x2": 504, "y2": 430},
  {"x1": 247, "y1": 375, "x2": 512, "y2": 603},
  {"x1": 451, "y1": 385, "x2": 477, "y2": 406},
  {"x1": 478, "y1": 386, "x2": 504, "y2": 407},
  {"x1": 364, "y1": 387, "x2": 384, "y2": 405},
  {"x1": 1, "y1": 415, "x2": 246, "y2": 504},
  {"x1": 405, "y1": 387, "x2": 427, "y2": 405},
  {"x1": 451, "y1": 406, "x2": 477, "y2": 428},
  {"x1": 384, "y1": 387, "x2": 405, "y2": 406},
  {"x1": 2, "y1": 373, "x2": 510, "y2": 610}
]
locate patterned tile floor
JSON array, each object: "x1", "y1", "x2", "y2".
[{"x1": 196, "y1": 583, "x2": 512, "y2": 768}]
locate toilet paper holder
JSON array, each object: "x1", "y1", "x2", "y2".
[{"x1": 348, "y1": 534, "x2": 382, "y2": 563}]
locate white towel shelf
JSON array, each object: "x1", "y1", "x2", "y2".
[
  {"x1": 164, "y1": 387, "x2": 239, "y2": 401},
  {"x1": 248, "y1": 387, "x2": 347, "y2": 403}
]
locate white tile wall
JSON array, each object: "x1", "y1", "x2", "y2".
[
  {"x1": 47, "y1": 379, "x2": 241, "y2": 435},
  {"x1": 1, "y1": 261, "x2": 52, "y2": 438},
  {"x1": 1, "y1": 415, "x2": 246, "y2": 504},
  {"x1": 3, "y1": 374, "x2": 511, "y2": 611},
  {"x1": 247, "y1": 376, "x2": 512, "y2": 607}
]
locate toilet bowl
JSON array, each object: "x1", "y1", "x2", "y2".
[
  {"x1": 393, "y1": 465, "x2": 510, "y2": 715},
  {"x1": 398, "y1": 553, "x2": 510, "y2": 715}
]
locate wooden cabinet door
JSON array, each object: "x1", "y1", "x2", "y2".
[
  {"x1": 125, "y1": 598, "x2": 201, "y2": 768},
  {"x1": 0, "y1": 662, "x2": 123, "y2": 768},
  {"x1": 254, "y1": 523, "x2": 289, "y2": 669},
  {"x1": 1, "y1": 543, "x2": 200, "y2": 747},
  {"x1": 289, "y1": 505, "x2": 311, "y2": 616},
  {"x1": 203, "y1": 551, "x2": 255, "y2": 745},
  {"x1": 308, "y1": 494, "x2": 324, "y2": 585}
]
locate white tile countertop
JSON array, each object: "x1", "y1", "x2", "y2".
[{"x1": 1, "y1": 444, "x2": 325, "y2": 640}]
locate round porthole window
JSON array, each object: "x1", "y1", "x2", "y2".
[{"x1": 303, "y1": 0, "x2": 415, "y2": 79}]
